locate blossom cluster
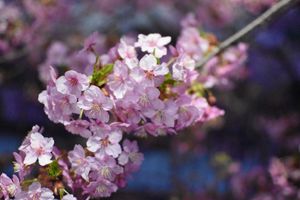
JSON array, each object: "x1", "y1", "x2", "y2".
[
  {"x1": 1, "y1": 2, "x2": 251, "y2": 199},
  {"x1": 0, "y1": 125, "x2": 143, "y2": 199},
  {"x1": 35, "y1": 29, "x2": 244, "y2": 198},
  {"x1": 39, "y1": 31, "x2": 231, "y2": 138},
  {"x1": 0, "y1": 9, "x2": 250, "y2": 197}
]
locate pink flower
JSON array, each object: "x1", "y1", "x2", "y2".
[
  {"x1": 118, "y1": 38, "x2": 136, "y2": 60},
  {"x1": 172, "y1": 54, "x2": 195, "y2": 81},
  {"x1": 107, "y1": 61, "x2": 134, "y2": 99},
  {"x1": 39, "y1": 65, "x2": 58, "y2": 86},
  {"x1": 87, "y1": 129, "x2": 122, "y2": 158},
  {"x1": 176, "y1": 27, "x2": 209, "y2": 61},
  {"x1": 190, "y1": 98, "x2": 224, "y2": 122},
  {"x1": 19, "y1": 126, "x2": 54, "y2": 166},
  {"x1": 202, "y1": 106, "x2": 225, "y2": 122},
  {"x1": 139, "y1": 54, "x2": 169, "y2": 76},
  {"x1": 78, "y1": 85, "x2": 113, "y2": 123},
  {"x1": 84, "y1": 178, "x2": 118, "y2": 198},
  {"x1": 135, "y1": 33, "x2": 171, "y2": 58},
  {"x1": 65, "y1": 120, "x2": 91, "y2": 138},
  {"x1": 89, "y1": 120, "x2": 112, "y2": 135},
  {"x1": 118, "y1": 140, "x2": 143, "y2": 172},
  {"x1": 91, "y1": 154, "x2": 123, "y2": 181},
  {"x1": 14, "y1": 182, "x2": 54, "y2": 200},
  {"x1": 117, "y1": 38, "x2": 138, "y2": 69},
  {"x1": 136, "y1": 86, "x2": 161, "y2": 110},
  {"x1": 143, "y1": 100, "x2": 178, "y2": 128},
  {"x1": 68, "y1": 145, "x2": 95, "y2": 181},
  {"x1": 175, "y1": 95, "x2": 201, "y2": 130},
  {"x1": 131, "y1": 54, "x2": 168, "y2": 86},
  {"x1": 38, "y1": 87, "x2": 79, "y2": 124},
  {"x1": 13, "y1": 152, "x2": 28, "y2": 181},
  {"x1": 56, "y1": 70, "x2": 89, "y2": 97},
  {"x1": 114, "y1": 100, "x2": 141, "y2": 126},
  {"x1": 0, "y1": 173, "x2": 20, "y2": 200},
  {"x1": 140, "y1": 123, "x2": 168, "y2": 136}
]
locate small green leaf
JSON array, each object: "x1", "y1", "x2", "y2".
[
  {"x1": 91, "y1": 63, "x2": 114, "y2": 86},
  {"x1": 160, "y1": 73, "x2": 177, "y2": 91},
  {"x1": 189, "y1": 82, "x2": 205, "y2": 97},
  {"x1": 156, "y1": 57, "x2": 161, "y2": 65},
  {"x1": 21, "y1": 178, "x2": 38, "y2": 187},
  {"x1": 47, "y1": 160, "x2": 62, "y2": 178},
  {"x1": 59, "y1": 188, "x2": 65, "y2": 199}
]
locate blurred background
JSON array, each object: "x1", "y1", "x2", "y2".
[{"x1": 0, "y1": 0, "x2": 300, "y2": 199}]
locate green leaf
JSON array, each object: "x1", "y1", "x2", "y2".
[
  {"x1": 47, "y1": 160, "x2": 62, "y2": 178},
  {"x1": 59, "y1": 188, "x2": 65, "y2": 199},
  {"x1": 160, "y1": 73, "x2": 177, "y2": 91},
  {"x1": 91, "y1": 63, "x2": 114, "y2": 86},
  {"x1": 21, "y1": 178, "x2": 38, "y2": 187},
  {"x1": 189, "y1": 82, "x2": 205, "y2": 97}
]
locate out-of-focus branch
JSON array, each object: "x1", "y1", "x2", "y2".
[{"x1": 196, "y1": 0, "x2": 299, "y2": 68}]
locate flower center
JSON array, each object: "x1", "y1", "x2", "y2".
[
  {"x1": 145, "y1": 71, "x2": 154, "y2": 80},
  {"x1": 101, "y1": 167, "x2": 112, "y2": 179},
  {"x1": 36, "y1": 147, "x2": 44, "y2": 156},
  {"x1": 92, "y1": 103, "x2": 101, "y2": 112},
  {"x1": 69, "y1": 77, "x2": 78, "y2": 86},
  {"x1": 96, "y1": 185, "x2": 107, "y2": 194},
  {"x1": 148, "y1": 40, "x2": 157, "y2": 48},
  {"x1": 101, "y1": 137, "x2": 110, "y2": 147}
]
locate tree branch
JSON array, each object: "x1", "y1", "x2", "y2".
[{"x1": 196, "y1": 0, "x2": 299, "y2": 68}]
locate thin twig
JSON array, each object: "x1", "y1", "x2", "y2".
[{"x1": 196, "y1": 0, "x2": 298, "y2": 68}]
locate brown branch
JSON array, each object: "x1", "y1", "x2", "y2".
[{"x1": 196, "y1": 0, "x2": 299, "y2": 68}]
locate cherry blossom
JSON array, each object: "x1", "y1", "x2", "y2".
[
  {"x1": 65, "y1": 120, "x2": 92, "y2": 138},
  {"x1": 107, "y1": 61, "x2": 134, "y2": 99},
  {"x1": 56, "y1": 70, "x2": 89, "y2": 97},
  {"x1": 92, "y1": 154, "x2": 123, "y2": 181},
  {"x1": 0, "y1": 173, "x2": 20, "y2": 200},
  {"x1": 135, "y1": 33, "x2": 171, "y2": 58},
  {"x1": 118, "y1": 140, "x2": 144, "y2": 170},
  {"x1": 78, "y1": 85, "x2": 113, "y2": 122},
  {"x1": 19, "y1": 126, "x2": 54, "y2": 166},
  {"x1": 14, "y1": 182, "x2": 54, "y2": 200},
  {"x1": 117, "y1": 38, "x2": 138, "y2": 69},
  {"x1": 139, "y1": 54, "x2": 169, "y2": 76},
  {"x1": 68, "y1": 144, "x2": 95, "y2": 181},
  {"x1": 12, "y1": 152, "x2": 28, "y2": 181},
  {"x1": 84, "y1": 178, "x2": 118, "y2": 198},
  {"x1": 87, "y1": 129, "x2": 122, "y2": 158}
]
